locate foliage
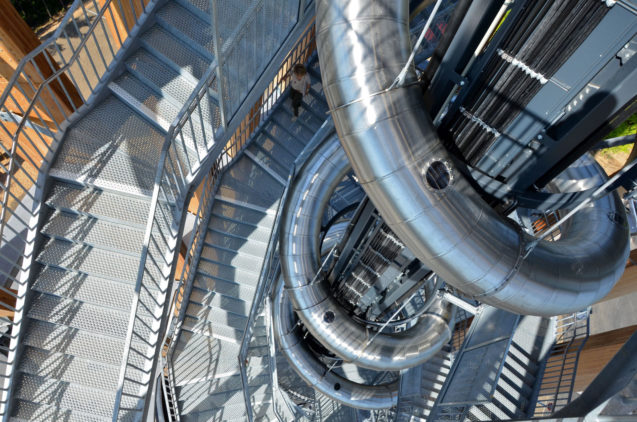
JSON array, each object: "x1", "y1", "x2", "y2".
[{"x1": 10, "y1": 0, "x2": 73, "y2": 29}]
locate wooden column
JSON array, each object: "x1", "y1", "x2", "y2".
[
  {"x1": 99, "y1": 0, "x2": 150, "y2": 49},
  {"x1": 0, "y1": 0, "x2": 82, "y2": 123}
]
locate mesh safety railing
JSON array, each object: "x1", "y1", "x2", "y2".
[
  {"x1": 235, "y1": 20, "x2": 319, "y2": 422},
  {"x1": 532, "y1": 310, "x2": 590, "y2": 417},
  {"x1": 113, "y1": 0, "x2": 307, "y2": 418},
  {"x1": 0, "y1": 0, "x2": 154, "y2": 415},
  {"x1": 154, "y1": 2, "x2": 314, "y2": 421}
]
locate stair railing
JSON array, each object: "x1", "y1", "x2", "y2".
[
  {"x1": 237, "y1": 108, "x2": 335, "y2": 422},
  {"x1": 531, "y1": 310, "x2": 590, "y2": 417},
  {"x1": 115, "y1": 2, "x2": 315, "y2": 420},
  {"x1": 0, "y1": 0, "x2": 155, "y2": 416}
]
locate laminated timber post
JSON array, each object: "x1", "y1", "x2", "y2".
[
  {"x1": 98, "y1": 0, "x2": 150, "y2": 48},
  {"x1": 0, "y1": 0, "x2": 82, "y2": 124}
]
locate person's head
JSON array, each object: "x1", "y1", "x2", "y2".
[{"x1": 293, "y1": 64, "x2": 307, "y2": 79}]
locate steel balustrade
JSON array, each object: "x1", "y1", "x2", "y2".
[{"x1": 0, "y1": 0, "x2": 154, "y2": 416}]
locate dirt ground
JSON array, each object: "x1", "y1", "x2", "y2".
[{"x1": 594, "y1": 148, "x2": 632, "y2": 176}]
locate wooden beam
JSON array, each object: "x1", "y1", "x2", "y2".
[{"x1": 98, "y1": 0, "x2": 149, "y2": 49}]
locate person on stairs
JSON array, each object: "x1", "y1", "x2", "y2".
[{"x1": 290, "y1": 64, "x2": 310, "y2": 118}]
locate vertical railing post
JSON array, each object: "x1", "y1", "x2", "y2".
[{"x1": 210, "y1": 0, "x2": 228, "y2": 129}]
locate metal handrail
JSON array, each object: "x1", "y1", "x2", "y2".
[
  {"x1": 142, "y1": 3, "x2": 316, "y2": 420},
  {"x1": 236, "y1": 20, "x2": 320, "y2": 420},
  {"x1": 531, "y1": 310, "x2": 590, "y2": 417},
  {"x1": 238, "y1": 118, "x2": 336, "y2": 422},
  {"x1": 0, "y1": 0, "x2": 152, "y2": 417}
]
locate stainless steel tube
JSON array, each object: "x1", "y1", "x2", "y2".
[
  {"x1": 273, "y1": 280, "x2": 399, "y2": 409},
  {"x1": 315, "y1": 0, "x2": 629, "y2": 316},
  {"x1": 279, "y1": 134, "x2": 455, "y2": 371}
]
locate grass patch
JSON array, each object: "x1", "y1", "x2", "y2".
[{"x1": 606, "y1": 113, "x2": 637, "y2": 139}]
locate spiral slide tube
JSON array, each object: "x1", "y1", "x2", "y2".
[
  {"x1": 314, "y1": 0, "x2": 629, "y2": 316},
  {"x1": 279, "y1": 134, "x2": 455, "y2": 371}
]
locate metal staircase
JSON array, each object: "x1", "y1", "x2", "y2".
[
  {"x1": 0, "y1": 0, "x2": 310, "y2": 420},
  {"x1": 168, "y1": 54, "x2": 328, "y2": 421},
  {"x1": 8, "y1": 0, "x2": 221, "y2": 417}
]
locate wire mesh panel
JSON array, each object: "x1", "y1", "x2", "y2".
[{"x1": 218, "y1": 0, "x2": 300, "y2": 120}]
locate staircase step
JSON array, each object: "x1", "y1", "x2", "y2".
[
  {"x1": 181, "y1": 400, "x2": 274, "y2": 422},
  {"x1": 271, "y1": 113, "x2": 315, "y2": 143},
  {"x1": 26, "y1": 292, "x2": 130, "y2": 339},
  {"x1": 45, "y1": 182, "x2": 150, "y2": 229},
  {"x1": 18, "y1": 346, "x2": 123, "y2": 392},
  {"x1": 196, "y1": 260, "x2": 260, "y2": 287},
  {"x1": 210, "y1": 198, "x2": 275, "y2": 227},
  {"x1": 111, "y1": 72, "x2": 180, "y2": 129},
  {"x1": 204, "y1": 228, "x2": 268, "y2": 258},
  {"x1": 251, "y1": 129, "x2": 298, "y2": 164},
  {"x1": 261, "y1": 120, "x2": 307, "y2": 152},
  {"x1": 140, "y1": 24, "x2": 209, "y2": 81},
  {"x1": 51, "y1": 96, "x2": 165, "y2": 197},
  {"x1": 172, "y1": 331, "x2": 269, "y2": 386},
  {"x1": 12, "y1": 373, "x2": 138, "y2": 419},
  {"x1": 207, "y1": 219, "x2": 273, "y2": 244},
  {"x1": 22, "y1": 319, "x2": 124, "y2": 366},
  {"x1": 41, "y1": 210, "x2": 144, "y2": 256},
  {"x1": 199, "y1": 244, "x2": 265, "y2": 271},
  {"x1": 246, "y1": 143, "x2": 292, "y2": 180},
  {"x1": 217, "y1": 157, "x2": 284, "y2": 209},
  {"x1": 31, "y1": 265, "x2": 134, "y2": 311},
  {"x1": 188, "y1": 286, "x2": 250, "y2": 315},
  {"x1": 193, "y1": 274, "x2": 255, "y2": 302},
  {"x1": 185, "y1": 303, "x2": 248, "y2": 331},
  {"x1": 178, "y1": 374, "x2": 271, "y2": 413},
  {"x1": 126, "y1": 48, "x2": 195, "y2": 107},
  {"x1": 10, "y1": 399, "x2": 111, "y2": 422},
  {"x1": 36, "y1": 238, "x2": 140, "y2": 283},
  {"x1": 156, "y1": 3, "x2": 215, "y2": 59},
  {"x1": 260, "y1": 125, "x2": 306, "y2": 157},
  {"x1": 172, "y1": 331, "x2": 240, "y2": 385}
]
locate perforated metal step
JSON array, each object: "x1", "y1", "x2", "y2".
[
  {"x1": 41, "y1": 210, "x2": 144, "y2": 256},
  {"x1": 217, "y1": 157, "x2": 285, "y2": 208},
  {"x1": 199, "y1": 244, "x2": 265, "y2": 270},
  {"x1": 259, "y1": 126, "x2": 305, "y2": 157},
  {"x1": 51, "y1": 96, "x2": 166, "y2": 196},
  {"x1": 177, "y1": 374, "x2": 271, "y2": 413},
  {"x1": 188, "y1": 286, "x2": 251, "y2": 315},
  {"x1": 31, "y1": 265, "x2": 134, "y2": 311},
  {"x1": 196, "y1": 259, "x2": 261, "y2": 287},
  {"x1": 26, "y1": 292, "x2": 130, "y2": 339},
  {"x1": 156, "y1": 3, "x2": 215, "y2": 57},
  {"x1": 45, "y1": 182, "x2": 150, "y2": 228},
  {"x1": 18, "y1": 346, "x2": 125, "y2": 391},
  {"x1": 140, "y1": 25, "x2": 209, "y2": 81},
  {"x1": 126, "y1": 49, "x2": 195, "y2": 107},
  {"x1": 204, "y1": 228, "x2": 268, "y2": 258},
  {"x1": 246, "y1": 142, "x2": 292, "y2": 180},
  {"x1": 193, "y1": 274, "x2": 255, "y2": 302},
  {"x1": 12, "y1": 373, "x2": 138, "y2": 419},
  {"x1": 10, "y1": 399, "x2": 111, "y2": 422},
  {"x1": 180, "y1": 399, "x2": 274, "y2": 422},
  {"x1": 22, "y1": 319, "x2": 125, "y2": 366},
  {"x1": 36, "y1": 239, "x2": 141, "y2": 283},
  {"x1": 112, "y1": 72, "x2": 180, "y2": 127}
]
